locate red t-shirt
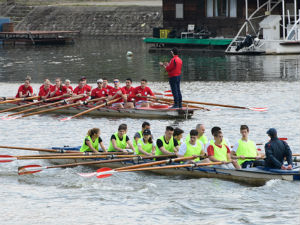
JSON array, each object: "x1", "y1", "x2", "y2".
[
  {"x1": 133, "y1": 86, "x2": 154, "y2": 102},
  {"x1": 122, "y1": 86, "x2": 135, "y2": 102},
  {"x1": 16, "y1": 85, "x2": 33, "y2": 98},
  {"x1": 103, "y1": 85, "x2": 113, "y2": 92},
  {"x1": 166, "y1": 55, "x2": 182, "y2": 77},
  {"x1": 50, "y1": 85, "x2": 68, "y2": 98},
  {"x1": 109, "y1": 87, "x2": 125, "y2": 103},
  {"x1": 65, "y1": 85, "x2": 73, "y2": 93},
  {"x1": 207, "y1": 144, "x2": 231, "y2": 157},
  {"x1": 38, "y1": 87, "x2": 51, "y2": 99},
  {"x1": 91, "y1": 87, "x2": 108, "y2": 99},
  {"x1": 73, "y1": 85, "x2": 92, "y2": 101}
]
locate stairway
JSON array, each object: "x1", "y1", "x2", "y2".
[{"x1": 5, "y1": 4, "x2": 35, "y2": 27}]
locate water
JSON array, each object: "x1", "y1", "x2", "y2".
[{"x1": 0, "y1": 38, "x2": 300, "y2": 225}]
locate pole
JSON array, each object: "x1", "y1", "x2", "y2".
[{"x1": 282, "y1": 0, "x2": 286, "y2": 40}]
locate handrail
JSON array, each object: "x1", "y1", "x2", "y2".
[
  {"x1": 225, "y1": 0, "x2": 282, "y2": 52},
  {"x1": 286, "y1": 17, "x2": 300, "y2": 40}
]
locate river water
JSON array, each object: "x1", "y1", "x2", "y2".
[{"x1": 0, "y1": 38, "x2": 299, "y2": 225}]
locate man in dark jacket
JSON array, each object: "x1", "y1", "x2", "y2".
[{"x1": 264, "y1": 128, "x2": 293, "y2": 170}]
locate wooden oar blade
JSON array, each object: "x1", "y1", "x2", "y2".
[
  {"x1": 0, "y1": 155, "x2": 16, "y2": 163},
  {"x1": 248, "y1": 107, "x2": 268, "y2": 112},
  {"x1": 18, "y1": 165, "x2": 43, "y2": 175}
]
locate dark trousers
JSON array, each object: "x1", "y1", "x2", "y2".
[{"x1": 169, "y1": 75, "x2": 182, "y2": 107}]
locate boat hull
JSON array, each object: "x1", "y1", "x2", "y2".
[{"x1": 0, "y1": 102, "x2": 197, "y2": 119}]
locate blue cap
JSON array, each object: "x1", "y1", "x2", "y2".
[{"x1": 266, "y1": 128, "x2": 277, "y2": 137}]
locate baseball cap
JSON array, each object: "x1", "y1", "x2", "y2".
[
  {"x1": 143, "y1": 129, "x2": 151, "y2": 135},
  {"x1": 97, "y1": 79, "x2": 103, "y2": 83}
]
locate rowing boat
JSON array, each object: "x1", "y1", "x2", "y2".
[
  {"x1": 0, "y1": 102, "x2": 198, "y2": 119},
  {"x1": 36, "y1": 146, "x2": 300, "y2": 186}
]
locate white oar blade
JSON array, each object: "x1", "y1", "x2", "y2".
[
  {"x1": 60, "y1": 117, "x2": 72, "y2": 122},
  {"x1": 77, "y1": 172, "x2": 97, "y2": 177},
  {"x1": 248, "y1": 107, "x2": 268, "y2": 112}
]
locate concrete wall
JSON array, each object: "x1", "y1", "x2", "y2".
[{"x1": 16, "y1": 5, "x2": 162, "y2": 36}]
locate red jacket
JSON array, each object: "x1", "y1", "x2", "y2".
[{"x1": 165, "y1": 55, "x2": 182, "y2": 77}]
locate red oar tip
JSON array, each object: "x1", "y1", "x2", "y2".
[
  {"x1": 60, "y1": 117, "x2": 72, "y2": 122},
  {"x1": 0, "y1": 155, "x2": 15, "y2": 163},
  {"x1": 18, "y1": 164, "x2": 43, "y2": 175},
  {"x1": 248, "y1": 107, "x2": 268, "y2": 112},
  {"x1": 96, "y1": 167, "x2": 114, "y2": 179}
]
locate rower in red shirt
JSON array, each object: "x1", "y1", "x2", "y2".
[
  {"x1": 73, "y1": 77, "x2": 92, "y2": 101},
  {"x1": 122, "y1": 78, "x2": 135, "y2": 109},
  {"x1": 38, "y1": 79, "x2": 52, "y2": 100},
  {"x1": 91, "y1": 79, "x2": 108, "y2": 104},
  {"x1": 108, "y1": 78, "x2": 126, "y2": 108},
  {"x1": 102, "y1": 77, "x2": 114, "y2": 92},
  {"x1": 16, "y1": 76, "x2": 34, "y2": 98},
  {"x1": 132, "y1": 79, "x2": 155, "y2": 108},
  {"x1": 49, "y1": 78, "x2": 68, "y2": 100},
  {"x1": 64, "y1": 79, "x2": 73, "y2": 94}
]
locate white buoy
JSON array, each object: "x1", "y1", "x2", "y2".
[{"x1": 126, "y1": 51, "x2": 133, "y2": 57}]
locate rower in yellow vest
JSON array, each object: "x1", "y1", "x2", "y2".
[
  {"x1": 80, "y1": 128, "x2": 107, "y2": 153},
  {"x1": 232, "y1": 125, "x2": 261, "y2": 168},
  {"x1": 133, "y1": 121, "x2": 151, "y2": 152},
  {"x1": 205, "y1": 126, "x2": 231, "y2": 153},
  {"x1": 108, "y1": 124, "x2": 135, "y2": 154},
  {"x1": 155, "y1": 126, "x2": 179, "y2": 156},
  {"x1": 136, "y1": 129, "x2": 155, "y2": 156},
  {"x1": 173, "y1": 127, "x2": 184, "y2": 146},
  {"x1": 186, "y1": 124, "x2": 208, "y2": 147},
  {"x1": 207, "y1": 130, "x2": 240, "y2": 169},
  {"x1": 177, "y1": 129, "x2": 210, "y2": 163}
]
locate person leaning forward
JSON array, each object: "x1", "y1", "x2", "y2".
[
  {"x1": 264, "y1": 128, "x2": 293, "y2": 170},
  {"x1": 155, "y1": 126, "x2": 179, "y2": 156},
  {"x1": 108, "y1": 124, "x2": 135, "y2": 154},
  {"x1": 80, "y1": 128, "x2": 107, "y2": 153}
]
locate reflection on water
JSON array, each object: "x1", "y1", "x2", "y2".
[{"x1": 0, "y1": 37, "x2": 299, "y2": 83}]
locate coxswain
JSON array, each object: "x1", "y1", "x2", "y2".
[
  {"x1": 91, "y1": 79, "x2": 108, "y2": 104},
  {"x1": 155, "y1": 126, "x2": 179, "y2": 156},
  {"x1": 49, "y1": 78, "x2": 68, "y2": 100},
  {"x1": 38, "y1": 79, "x2": 52, "y2": 100},
  {"x1": 186, "y1": 124, "x2": 208, "y2": 147},
  {"x1": 16, "y1": 76, "x2": 34, "y2": 98},
  {"x1": 102, "y1": 77, "x2": 114, "y2": 92},
  {"x1": 159, "y1": 47, "x2": 182, "y2": 108},
  {"x1": 133, "y1": 121, "x2": 151, "y2": 151},
  {"x1": 108, "y1": 124, "x2": 135, "y2": 154},
  {"x1": 73, "y1": 77, "x2": 91, "y2": 101},
  {"x1": 177, "y1": 129, "x2": 209, "y2": 163},
  {"x1": 136, "y1": 129, "x2": 155, "y2": 156},
  {"x1": 122, "y1": 78, "x2": 135, "y2": 109},
  {"x1": 132, "y1": 79, "x2": 155, "y2": 108},
  {"x1": 207, "y1": 130, "x2": 240, "y2": 169},
  {"x1": 232, "y1": 125, "x2": 261, "y2": 168},
  {"x1": 173, "y1": 127, "x2": 184, "y2": 146},
  {"x1": 264, "y1": 128, "x2": 293, "y2": 170},
  {"x1": 108, "y1": 78, "x2": 127, "y2": 108},
  {"x1": 80, "y1": 128, "x2": 107, "y2": 153},
  {"x1": 64, "y1": 79, "x2": 73, "y2": 94}
]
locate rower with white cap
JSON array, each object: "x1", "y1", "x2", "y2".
[{"x1": 91, "y1": 79, "x2": 108, "y2": 104}]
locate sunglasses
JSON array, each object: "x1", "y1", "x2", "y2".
[{"x1": 113, "y1": 81, "x2": 119, "y2": 83}]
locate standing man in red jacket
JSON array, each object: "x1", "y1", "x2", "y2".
[{"x1": 159, "y1": 48, "x2": 183, "y2": 108}]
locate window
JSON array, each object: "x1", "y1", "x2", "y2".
[
  {"x1": 176, "y1": 3, "x2": 184, "y2": 19},
  {"x1": 206, "y1": 0, "x2": 237, "y2": 18}
]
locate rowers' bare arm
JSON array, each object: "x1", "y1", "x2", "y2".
[
  {"x1": 100, "y1": 142, "x2": 107, "y2": 153},
  {"x1": 126, "y1": 140, "x2": 135, "y2": 152},
  {"x1": 86, "y1": 140, "x2": 98, "y2": 153},
  {"x1": 111, "y1": 139, "x2": 127, "y2": 153},
  {"x1": 159, "y1": 146, "x2": 175, "y2": 155}
]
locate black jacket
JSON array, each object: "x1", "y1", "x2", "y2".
[{"x1": 264, "y1": 137, "x2": 292, "y2": 169}]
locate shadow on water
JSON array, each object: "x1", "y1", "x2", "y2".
[{"x1": 0, "y1": 37, "x2": 299, "y2": 83}]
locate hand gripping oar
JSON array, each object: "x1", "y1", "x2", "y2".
[
  {"x1": 7, "y1": 96, "x2": 107, "y2": 120},
  {"x1": 17, "y1": 154, "x2": 176, "y2": 175},
  {"x1": 0, "y1": 96, "x2": 39, "y2": 105},
  {"x1": 60, "y1": 97, "x2": 121, "y2": 121},
  {"x1": 78, "y1": 156, "x2": 199, "y2": 178},
  {"x1": 0, "y1": 94, "x2": 71, "y2": 114},
  {"x1": 2, "y1": 95, "x2": 84, "y2": 119}
]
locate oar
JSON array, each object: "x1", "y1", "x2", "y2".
[
  {"x1": 17, "y1": 154, "x2": 176, "y2": 175},
  {"x1": 0, "y1": 94, "x2": 71, "y2": 114},
  {"x1": 0, "y1": 145, "x2": 79, "y2": 153},
  {"x1": 0, "y1": 96, "x2": 39, "y2": 105},
  {"x1": 3, "y1": 95, "x2": 83, "y2": 118},
  {"x1": 151, "y1": 96, "x2": 267, "y2": 111},
  {"x1": 60, "y1": 97, "x2": 121, "y2": 121},
  {"x1": 84, "y1": 161, "x2": 223, "y2": 179},
  {"x1": 7, "y1": 96, "x2": 106, "y2": 119}
]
